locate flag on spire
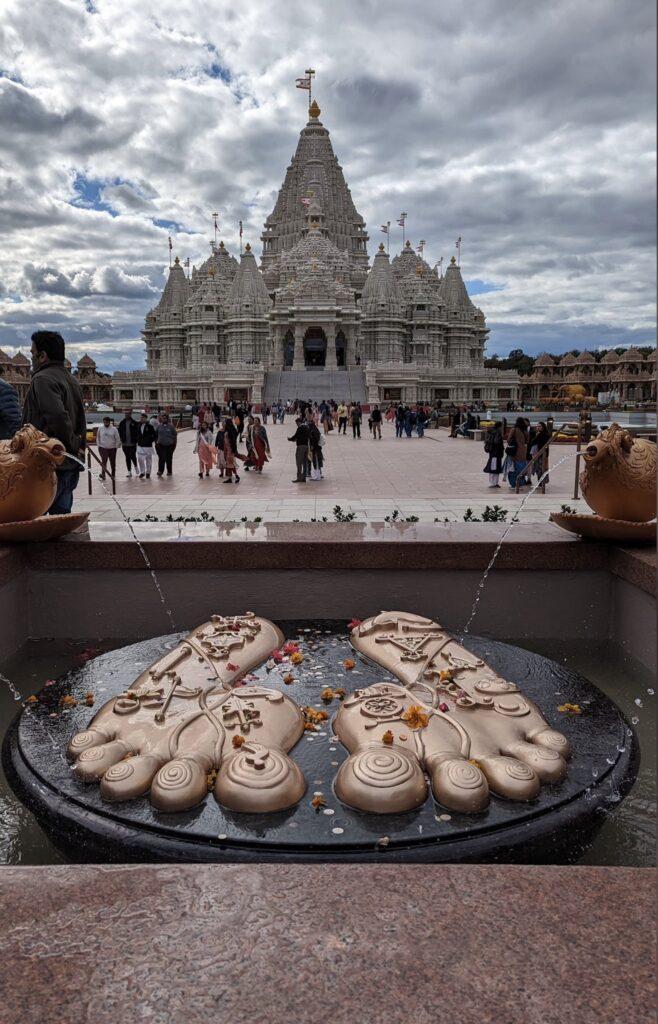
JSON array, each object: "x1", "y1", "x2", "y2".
[
  {"x1": 296, "y1": 76, "x2": 311, "y2": 90},
  {"x1": 168, "y1": 235, "x2": 172, "y2": 267},
  {"x1": 456, "y1": 236, "x2": 462, "y2": 265},
  {"x1": 397, "y1": 213, "x2": 407, "y2": 227},
  {"x1": 380, "y1": 224, "x2": 389, "y2": 234}
]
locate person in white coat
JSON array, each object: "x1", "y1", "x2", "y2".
[{"x1": 96, "y1": 417, "x2": 121, "y2": 480}]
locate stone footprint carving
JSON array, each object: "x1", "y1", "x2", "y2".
[
  {"x1": 333, "y1": 611, "x2": 570, "y2": 814},
  {"x1": 67, "y1": 614, "x2": 306, "y2": 814}
]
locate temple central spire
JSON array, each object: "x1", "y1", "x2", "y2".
[{"x1": 260, "y1": 102, "x2": 369, "y2": 289}]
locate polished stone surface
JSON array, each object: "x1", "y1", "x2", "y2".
[
  {"x1": 5, "y1": 626, "x2": 637, "y2": 862},
  {"x1": 0, "y1": 862, "x2": 654, "y2": 1023}
]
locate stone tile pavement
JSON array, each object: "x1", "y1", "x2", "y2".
[{"x1": 75, "y1": 423, "x2": 589, "y2": 523}]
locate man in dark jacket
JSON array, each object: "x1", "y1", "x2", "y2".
[
  {"x1": 288, "y1": 417, "x2": 310, "y2": 482},
  {"x1": 0, "y1": 367, "x2": 21, "y2": 440},
  {"x1": 118, "y1": 408, "x2": 139, "y2": 477},
  {"x1": 22, "y1": 331, "x2": 86, "y2": 515}
]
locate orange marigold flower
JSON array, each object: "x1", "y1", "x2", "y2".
[
  {"x1": 439, "y1": 669, "x2": 453, "y2": 681},
  {"x1": 311, "y1": 795, "x2": 327, "y2": 810},
  {"x1": 401, "y1": 705, "x2": 430, "y2": 730},
  {"x1": 382, "y1": 730, "x2": 394, "y2": 745},
  {"x1": 290, "y1": 651, "x2": 304, "y2": 665},
  {"x1": 343, "y1": 658, "x2": 356, "y2": 670},
  {"x1": 334, "y1": 687, "x2": 346, "y2": 700},
  {"x1": 283, "y1": 672, "x2": 295, "y2": 685},
  {"x1": 558, "y1": 702, "x2": 582, "y2": 715},
  {"x1": 85, "y1": 693, "x2": 95, "y2": 706},
  {"x1": 232, "y1": 734, "x2": 245, "y2": 748},
  {"x1": 26, "y1": 695, "x2": 38, "y2": 704},
  {"x1": 59, "y1": 695, "x2": 78, "y2": 708},
  {"x1": 321, "y1": 688, "x2": 335, "y2": 702}
]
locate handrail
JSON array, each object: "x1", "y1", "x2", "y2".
[{"x1": 86, "y1": 445, "x2": 116, "y2": 495}]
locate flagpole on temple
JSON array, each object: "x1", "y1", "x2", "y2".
[
  {"x1": 168, "y1": 235, "x2": 172, "y2": 268},
  {"x1": 398, "y1": 212, "x2": 407, "y2": 250},
  {"x1": 212, "y1": 213, "x2": 219, "y2": 246},
  {"x1": 239, "y1": 219, "x2": 243, "y2": 255},
  {"x1": 456, "y1": 236, "x2": 462, "y2": 266},
  {"x1": 305, "y1": 67, "x2": 316, "y2": 110}
]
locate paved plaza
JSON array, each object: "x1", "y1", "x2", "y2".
[{"x1": 75, "y1": 423, "x2": 588, "y2": 523}]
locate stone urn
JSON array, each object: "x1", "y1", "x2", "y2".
[
  {"x1": 0, "y1": 425, "x2": 66, "y2": 523},
  {"x1": 580, "y1": 423, "x2": 656, "y2": 522}
]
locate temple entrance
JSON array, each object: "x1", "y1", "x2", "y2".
[
  {"x1": 336, "y1": 330, "x2": 347, "y2": 368},
  {"x1": 283, "y1": 330, "x2": 294, "y2": 368},
  {"x1": 304, "y1": 327, "x2": 327, "y2": 367}
]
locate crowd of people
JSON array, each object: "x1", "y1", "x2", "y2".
[
  {"x1": 0, "y1": 329, "x2": 561, "y2": 514},
  {"x1": 483, "y1": 417, "x2": 551, "y2": 489}
]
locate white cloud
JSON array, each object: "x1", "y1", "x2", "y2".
[{"x1": 0, "y1": 0, "x2": 654, "y2": 368}]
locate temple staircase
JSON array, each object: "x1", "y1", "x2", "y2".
[{"x1": 263, "y1": 368, "x2": 366, "y2": 404}]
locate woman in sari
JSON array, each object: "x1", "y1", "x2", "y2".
[
  {"x1": 222, "y1": 416, "x2": 241, "y2": 484},
  {"x1": 194, "y1": 425, "x2": 216, "y2": 478},
  {"x1": 252, "y1": 416, "x2": 270, "y2": 472}
]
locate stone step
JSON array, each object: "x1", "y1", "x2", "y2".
[{"x1": 263, "y1": 369, "x2": 366, "y2": 404}]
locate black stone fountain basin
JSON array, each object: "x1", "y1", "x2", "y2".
[{"x1": 3, "y1": 623, "x2": 639, "y2": 863}]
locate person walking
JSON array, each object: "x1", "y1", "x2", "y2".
[
  {"x1": 252, "y1": 416, "x2": 270, "y2": 473},
  {"x1": 505, "y1": 417, "x2": 529, "y2": 489},
  {"x1": 194, "y1": 423, "x2": 215, "y2": 478},
  {"x1": 214, "y1": 421, "x2": 226, "y2": 477},
  {"x1": 222, "y1": 416, "x2": 241, "y2": 483},
  {"x1": 96, "y1": 416, "x2": 121, "y2": 480},
  {"x1": 530, "y1": 420, "x2": 551, "y2": 483},
  {"x1": 155, "y1": 413, "x2": 177, "y2": 477},
  {"x1": 118, "y1": 408, "x2": 139, "y2": 477},
  {"x1": 395, "y1": 403, "x2": 406, "y2": 438},
  {"x1": 350, "y1": 402, "x2": 362, "y2": 439},
  {"x1": 483, "y1": 421, "x2": 504, "y2": 488},
  {"x1": 371, "y1": 403, "x2": 382, "y2": 440},
  {"x1": 136, "y1": 413, "x2": 156, "y2": 478},
  {"x1": 22, "y1": 330, "x2": 86, "y2": 515},
  {"x1": 307, "y1": 416, "x2": 324, "y2": 480},
  {"x1": 337, "y1": 401, "x2": 348, "y2": 435},
  {"x1": 0, "y1": 366, "x2": 21, "y2": 440},
  {"x1": 416, "y1": 406, "x2": 426, "y2": 437},
  {"x1": 288, "y1": 416, "x2": 310, "y2": 482}
]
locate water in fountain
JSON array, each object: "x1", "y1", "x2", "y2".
[
  {"x1": 67, "y1": 454, "x2": 177, "y2": 632},
  {"x1": 0, "y1": 671, "x2": 23, "y2": 703},
  {"x1": 460, "y1": 450, "x2": 579, "y2": 640}
]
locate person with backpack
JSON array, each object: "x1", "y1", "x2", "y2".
[{"x1": 483, "y1": 421, "x2": 505, "y2": 488}]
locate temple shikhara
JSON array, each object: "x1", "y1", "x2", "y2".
[{"x1": 112, "y1": 98, "x2": 521, "y2": 407}]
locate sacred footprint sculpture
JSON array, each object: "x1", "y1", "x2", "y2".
[
  {"x1": 333, "y1": 611, "x2": 570, "y2": 814},
  {"x1": 67, "y1": 613, "x2": 306, "y2": 814}
]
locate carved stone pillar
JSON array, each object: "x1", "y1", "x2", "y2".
[
  {"x1": 293, "y1": 325, "x2": 305, "y2": 369},
  {"x1": 325, "y1": 325, "x2": 337, "y2": 368}
]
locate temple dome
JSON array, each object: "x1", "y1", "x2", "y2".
[
  {"x1": 574, "y1": 351, "x2": 595, "y2": 363},
  {"x1": 602, "y1": 350, "x2": 620, "y2": 364},
  {"x1": 535, "y1": 353, "x2": 556, "y2": 366},
  {"x1": 559, "y1": 353, "x2": 577, "y2": 365},
  {"x1": 441, "y1": 256, "x2": 476, "y2": 314},
  {"x1": 362, "y1": 245, "x2": 402, "y2": 317},
  {"x1": 225, "y1": 245, "x2": 270, "y2": 317},
  {"x1": 155, "y1": 257, "x2": 189, "y2": 312},
  {"x1": 619, "y1": 347, "x2": 644, "y2": 361}
]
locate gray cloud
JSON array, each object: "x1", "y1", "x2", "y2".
[{"x1": 0, "y1": 0, "x2": 654, "y2": 368}]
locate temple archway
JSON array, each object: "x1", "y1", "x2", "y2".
[
  {"x1": 283, "y1": 330, "x2": 294, "y2": 367},
  {"x1": 304, "y1": 326, "x2": 327, "y2": 367},
  {"x1": 335, "y1": 330, "x2": 347, "y2": 367}
]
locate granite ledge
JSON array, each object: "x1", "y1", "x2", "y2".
[
  {"x1": 0, "y1": 864, "x2": 654, "y2": 1024},
  {"x1": 21, "y1": 521, "x2": 612, "y2": 571},
  {"x1": 609, "y1": 545, "x2": 656, "y2": 596}
]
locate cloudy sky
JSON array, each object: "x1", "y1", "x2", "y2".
[{"x1": 0, "y1": 0, "x2": 655, "y2": 370}]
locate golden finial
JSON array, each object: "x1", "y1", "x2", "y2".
[
  {"x1": 219, "y1": 240, "x2": 225, "y2": 249},
  {"x1": 405, "y1": 240, "x2": 411, "y2": 249},
  {"x1": 378, "y1": 242, "x2": 385, "y2": 252},
  {"x1": 174, "y1": 255, "x2": 180, "y2": 265},
  {"x1": 309, "y1": 99, "x2": 321, "y2": 119},
  {"x1": 245, "y1": 242, "x2": 251, "y2": 252},
  {"x1": 450, "y1": 255, "x2": 457, "y2": 265}
]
